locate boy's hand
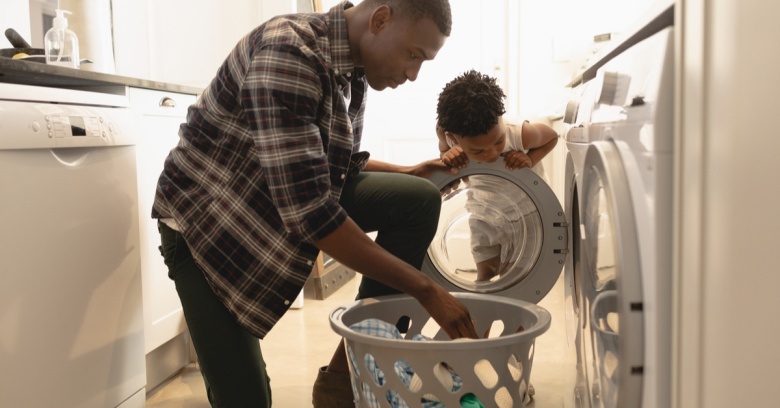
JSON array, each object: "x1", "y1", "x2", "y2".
[
  {"x1": 441, "y1": 146, "x2": 468, "y2": 170},
  {"x1": 503, "y1": 150, "x2": 533, "y2": 170}
]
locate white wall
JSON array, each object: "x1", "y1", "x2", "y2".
[
  {"x1": 109, "y1": 0, "x2": 657, "y2": 115},
  {"x1": 2, "y1": 0, "x2": 32, "y2": 49},
  {"x1": 359, "y1": 0, "x2": 658, "y2": 164},
  {"x1": 113, "y1": 0, "x2": 276, "y2": 88}
]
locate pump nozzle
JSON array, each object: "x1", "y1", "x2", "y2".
[{"x1": 52, "y1": 9, "x2": 72, "y2": 28}]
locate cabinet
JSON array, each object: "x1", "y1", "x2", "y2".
[{"x1": 129, "y1": 87, "x2": 197, "y2": 355}]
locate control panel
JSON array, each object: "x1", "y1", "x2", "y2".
[{"x1": 0, "y1": 100, "x2": 135, "y2": 150}]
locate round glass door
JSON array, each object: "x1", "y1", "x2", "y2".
[
  {"x1": 423, "y1": 162, "x2": 567, "y2": 303},
  {"x1": 580, "y1": 141, "x2": 644, "y2": 408},
  {"x1": 429, "y1": 173, "x2": 543, "y2": 292}
]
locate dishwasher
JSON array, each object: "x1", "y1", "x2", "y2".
[{"x1": 0, "y1": 83, "x2": 146, "y2": 407}]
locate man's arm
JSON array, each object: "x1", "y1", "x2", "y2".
[
  {"x1": 363, "y1": 158, "x2": 457, "y2": 178},
  {"x1": 315, "y1": 217, "x2": 478, "y2": 340}
]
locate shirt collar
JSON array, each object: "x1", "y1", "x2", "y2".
[{"x1": 328, "y1": 1, "x2": 358, "y2": 78}]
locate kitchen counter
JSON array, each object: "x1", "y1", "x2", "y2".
[{"x1": 0, "y1": 57, "x2": 202, "y2": 95}]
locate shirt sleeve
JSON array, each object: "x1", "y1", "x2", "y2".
[{"x1": 242, "y1": 41, "x2": 347, "y2": 243}]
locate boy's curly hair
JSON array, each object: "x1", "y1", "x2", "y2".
[{"x1": 436, "y1": 70, "x2": 506, "y2": 137}]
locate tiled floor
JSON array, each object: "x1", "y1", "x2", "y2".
[{"x1": 146, "y1": 273, "x2": 569, "y2": 407}]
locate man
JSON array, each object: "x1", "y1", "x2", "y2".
[{"x1": 152, "y1": 0, "x2": 476, "y2": 407}]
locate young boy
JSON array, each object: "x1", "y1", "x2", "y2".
[{"x1": 436, "y1": 69, "x2": 558, "y2": 282}]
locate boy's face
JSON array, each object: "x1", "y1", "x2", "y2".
[
  {"x1": 360, "y1": 8, "x2": 447, "y2": 91},
  {"x1": 446, "y1": 118, "x2": 506, "y2": 163}
]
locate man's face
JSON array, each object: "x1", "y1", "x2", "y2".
[
  {"x1": 447, "y1": 119, "x2": 506, "y2": 163},
  {"x1": 360, "y1": 8, "x2": 447, "y2": 91}
]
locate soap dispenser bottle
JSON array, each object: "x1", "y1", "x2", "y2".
[{"x1": 44, "y1": 9, "x2": 80, "y2": 68}]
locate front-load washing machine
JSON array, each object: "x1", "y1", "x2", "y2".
[
  {"x1": 420, "y1": 3, "x2": 674, "y2": 408},
  {"x1": 574, "y1": 19, "x2": 675, "y2": 408},
  {"x1": 562, "y1": 77, "x2": 605, "y2": 408}
]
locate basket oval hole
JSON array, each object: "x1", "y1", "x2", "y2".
[
  {"x1": 494, "y1": 386, "x2": 514, "y2": 408},
  {"x1": 420, "y1": 317, "x2": 441, "y2": 339},
  {"x1": 507, "y1": 354, "x2": 523, "y2": 381},
  {"x1": 363, "y1": 353, "x2": 385, "y2": 387},
  {"x1": 385, "y1": 390, "x2": 408, "y2": 407},
  {"x1": 484, "y1": 319, "x2": 505, "y2": 338},
  {"x1": 395, "y1": 315, "x2": 411, "y2": 334},
  {"x1": 433, "y1": 362, "x2": 462, "y2": 393},
  {"x1": 360, "y1": 383, "x2": 377, "y2": 407},
  {"x1": 394, "y1": 359, "x2": 420, "y2": 392},
  {"x1": 347, "y1": 345, "x2": 360, "y2": 377},
  {"x1": 474, "y1": 359, "x2": 499, "y2": 389}
]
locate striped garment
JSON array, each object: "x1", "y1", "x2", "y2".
[{"x1": 152, "y1": 1, "x2": 369, "y2": 338}]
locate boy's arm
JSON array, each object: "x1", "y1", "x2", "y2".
[
  {"x1": 436, "y1": 124, "x2": 450, "y2": 156},
  {"x1": 437, "y1": 124, "x2": 468, "y2": 169},
  {"x1": 521, "y1": 122, "x2": 559, "y2": 166}
]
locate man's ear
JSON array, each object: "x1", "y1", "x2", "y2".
[{"x1": 369, "y1": 5, "x2": 392, "y2": 34}]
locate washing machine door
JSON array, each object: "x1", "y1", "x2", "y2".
[
  {"x1": 579, "y1": 140, "x2": 643, "y2": 408},
  {"x1": 423, "y1": 161, "x2": 567, "y2": 303}
]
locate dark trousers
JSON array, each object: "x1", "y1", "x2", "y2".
[{"x1": 158, "y1": 171, "x2": 441, "y2": 407}]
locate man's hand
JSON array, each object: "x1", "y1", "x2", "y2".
[
  {"x1": 364, "y1": 158, "x2": 457, "y2": 178},
  {"x1": 441, "y1": 146, "x2": 468, "y2": 170},
  {"x1": 417, "y1": 284, "x2": 478, "y2": 340},
  {"x1": 408, "y1": 159, "x2": 459, "y2": 178},
  {"x1": 503, "y1": 150, "x2": 533, "y2": 170}
]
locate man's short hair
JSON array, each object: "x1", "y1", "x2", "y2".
[{"x1": 362, "y1": 0, "x2": 452, "y2": 36}]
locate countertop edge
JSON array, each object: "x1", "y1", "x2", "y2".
[{"x1": 0, "y1": 58, "x2": 203, "y2": 95}]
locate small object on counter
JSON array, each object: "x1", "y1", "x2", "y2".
[
  {"x1": 44, "y1": 9, "x2": 80, "y2": 68},
  {"x1": 11, "y1": 52, "x2": 28, "y2": 59},
  {"x1": 0, "y1": 47, "x2": 44, "y2": 58},
  {"x1": 5, "y1": 28, "x2": 32, "y2": 48}
]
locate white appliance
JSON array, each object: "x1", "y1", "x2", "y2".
[
  {"x1": 676, "y1": 1, "x2": 780, "y2": 407},
  {"x1": 0, "y1": 83, "x2": 146, "y2": 407},
  {"x1": 561, "y1": 3, "x2": 674, "y2": 406}
]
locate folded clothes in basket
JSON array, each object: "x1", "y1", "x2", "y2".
[{"x1": 350, "y1": 318, "x2": 484, "y2": 408}]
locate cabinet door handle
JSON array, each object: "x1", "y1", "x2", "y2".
[{"x1": 159, "y1": 97, "x2": 176, "y2": 108}]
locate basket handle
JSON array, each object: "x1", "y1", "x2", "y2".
[{"x1": 330, "y1": 306, "x2": 347, "y2": 321}]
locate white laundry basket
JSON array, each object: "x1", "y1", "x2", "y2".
[{"x1": 329, "y1": 293, "x2": 551, "y2": 408}]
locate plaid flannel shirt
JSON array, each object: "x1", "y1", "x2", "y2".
[{"x1": 152, "y1": 1, "x2": 368, "y2": 338}]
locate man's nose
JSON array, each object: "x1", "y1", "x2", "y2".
[{"x1": 406, "y1": 62, "x2": 423, "y2": 82}]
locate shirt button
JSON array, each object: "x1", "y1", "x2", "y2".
[
  {"x1": 340, "y1": 174, "x2": 346, "y2": 180},
  {"x1": 307, "y1": 260, "x2": 313, "y2": 266},
  {"x1": 334, "y1": 69, "x2": 340, "y2": 75},
  {"x1": 284, "y1": 300, "x2": 291, "y2": 306},
  {"x1": 346, "y1": 72, "x2": 352, "y2": 77}
]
